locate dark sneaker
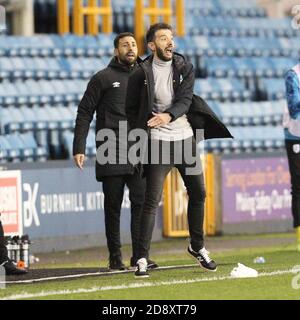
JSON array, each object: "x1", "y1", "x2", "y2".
[
  {"x1": 147, "y1": 259, "x2": 159, "y2": 270},
  {"x1": 187, "y1": 245, "x2": 217, "y2": 272},
  {"x1": 1, "y1": 260, "x2": 28, "y2": 275},
  {"x1": 130, "y1": 257, "x2": 159, "y2": 270},
  {"x1": 134, "y1": 258, "x2": 149, "y2": 278},
  {"x1": 109, "y1": 256, "x2": 126, "y2": 271}
]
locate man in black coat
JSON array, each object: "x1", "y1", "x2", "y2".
[
  {"x1": 73, "y1": 33, "x2": 157, "y2": 270},
  {"x1": 0, "y1": 216, "x2": 27, "y2": 275},
  {"x1": 126, "y1": 23, "x2": 231, "y2": 278}
]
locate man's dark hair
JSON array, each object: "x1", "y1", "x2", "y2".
[
  {"x1": 146, "y1": 23, "x2": 173, "y2": 43},
  {"x1": 114, "y1": 32, "x2": 135, "y2": 48}
]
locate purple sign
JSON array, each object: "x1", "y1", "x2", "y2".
[{"x1": 221, "y1": 156, "x2": 292, "y2": 223}]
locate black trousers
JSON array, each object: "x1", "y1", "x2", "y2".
[
  {"x1": 0, "y1": 218, "x2": 8, "y2": 263},
  {"x1": 102, "y1": 170, "x2": 146, "y2": 260},
  {"x1": 138, "y1": 137, "x2": 206, "y2": 259},
  {"x1": 285, "y1": 140, "x2": 300, "y2": 228}
]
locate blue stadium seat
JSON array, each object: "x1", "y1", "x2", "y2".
[
  {"x1": 0, "y1": 107, "x2": 22, "y2": 133},
  {"x1": 63, "y1": 129, "x2": 95, "y2": 159},
  {"x1": 0, "y1": 57, "x2": 13, "y2": 78},
  {"x1": 259, "y1": 78, "x2": 285, "y2": 100},
  {"x1": 22, "y1": 80, "x2": 42, "y2": 104},
  {"x1": 0, "y1": 134, "x2": 21, "y2": 162},
  {"x1": 96, "y1": 34, "x2": 116, "y2": 56},
  {"x1": 6, "y1": 133, "x2": 34, "y2": 161},
  {"x1": 0, "y1": 138, "x2": 8, "y2": 163},
  {"x1": 14, "y1": 82, "x2": 31, "y2": 104},
  {"x1": 1, "y1": 82, "x2": 17, "y2": 105},
  {"x1": 19, "y1": 132, "x2": 48, "y2": 161},
  {"x1": 194, "y1": 77, "x2": 252, "y2": 102},
  {"x1": 18, "y1": 106, "x2": 36, "y2": 133}
]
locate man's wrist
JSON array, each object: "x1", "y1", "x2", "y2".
[{"x1": 166, "y1": 112, "x2": 174, "y2": 121}]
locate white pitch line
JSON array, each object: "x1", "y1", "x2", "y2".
[
  {"x1": 0, "y1": 264, "x2": 196, "y2": 285},
  {"x1": 0, "y1": 268, "x2": 298, "y2": 300}
]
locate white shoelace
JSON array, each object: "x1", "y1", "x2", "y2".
[
  {"x1": 199, "y1": 247, "x2": 212, "y2": 263},
  {"x1": 137, "y1": 258, "x2": 147, "y2": 272}
]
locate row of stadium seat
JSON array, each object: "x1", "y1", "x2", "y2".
[
  {"x1": 204, "y1": 126, "x2": 285, "y2": 154},
  {"x1": 0, "y1": 77, "x2": 270, "y2": 107},
  {"x1": 0, "y1": 57, "x2": 108, "y2": 80},
  {"x1": 2, "y1": 34, "x2": 300, "y2": 59},
  {"x1": 194, "y1": 77, "x2": 286, "y2": 102},
  {"x1": 0, "y1": 126, "x2": 284, "y2": 163},
  {"x1": 209, "y1": 100, "x2": 285, "y2": 126},
  {"x1": 0, "y1": 98, "x2": 285, "y2": 160},
  {"x1": 183, "y1": 0, "x2": 264, "y2": 10},
  {"x1": 61, "y1": 125, "x2": 286, "y2": 159},
  {"x1": 203, "y1": 57, "x2": 297, "y2": 78},
  {"x1": 0, "y1": 34, "x2": 116, "y2": 57},
  {"x1": 0, "y1": 105, "x2": 77, "y2": 134},
  {"x1": 112, "y1": 0, "x2": 265, "y2": 12},
  {"x1": 0, "y1": 79, "x2": 86, "y2": 106},
  {"x1": 63, "y1": 128, "x2": 285, "y2": 158},
  {"x1": 0, "y1": 77, "x2": 285, "y2": 109},
  {"x1": 0, "y1": 100, "x2": 284, "y2": 138},
  {"x1": 187, "y1": 17, "x2": 299, "y2": 38},
  {"x1": 194, "y1": 78, "x2": 253, "y2": 101},
  {"x1": 0, "y1": 132, "x2": 48, "y2": 163},
  {"x1": 0, "y1": 55, "x2": 294, "y2": 81},
  {"x1": 185, "y1": 7, "x2": 266, "y2": 18},
  {"x1": 0, "y1": 105, "x2": 96, "y2": 159},
  {"x1": 176, "y1": 36, "x2": 300, "y2": 58}
]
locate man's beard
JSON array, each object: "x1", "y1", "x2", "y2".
[
  {"x1": 156, "y1": 46, "x2": 172, "y2": 61},
  {"x1": 118, "y1": 54, "x2": 137, "y2": 66}
]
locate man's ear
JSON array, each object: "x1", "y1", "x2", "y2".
[
  {"x1": 114, "y1": 48, "x2": 119, "y2": 56},
  {"x1": 147, "y1": 42, "x2": 155, "y2": 52}
]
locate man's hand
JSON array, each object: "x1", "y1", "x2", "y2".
[
  {"x1": 73, "y1": 154, "x2": 85, "y2": 170},
  {"x1": 147, "y1": 112, "x2": 172, "y2": 128}
]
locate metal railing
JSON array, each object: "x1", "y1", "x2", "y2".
[
  {"x1": 135, "y1": 0, "x2": 185, "y2": 55},
  {"x1": 57, "y1": 0, "x2": 112, "y2": 35},
  {"x1": 57, "y1": 0, "x2": 185, "y2": 54}
]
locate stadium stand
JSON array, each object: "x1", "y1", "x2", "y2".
[{"x1": 0, "y1": 0, "x2": 298, "y2": 161}]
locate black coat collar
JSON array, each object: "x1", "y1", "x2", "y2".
[
  {"x1": 141, "y1": 52, "x2": 187, "y2": 71},
  {"x1": 108, "y1": 56, "x2": 142, "y2": 72}
]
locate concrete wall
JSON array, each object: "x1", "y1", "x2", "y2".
[{"x1": 1, "y1": 0, "x2": 34, "y2": 35}]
